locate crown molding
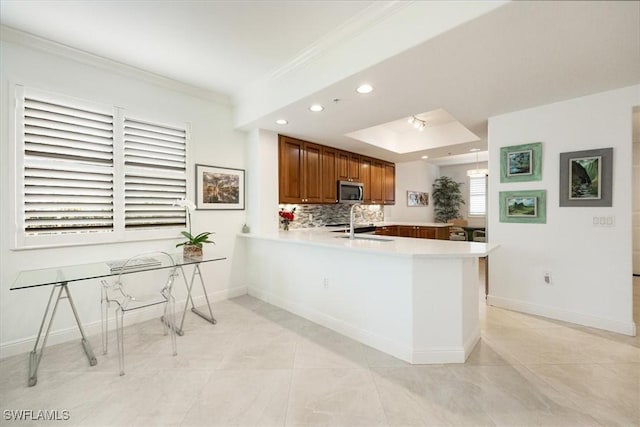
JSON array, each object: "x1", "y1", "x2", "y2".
[
  {"x1": 0, "y1": 25, "x2": 231, "y2": 106},
  {"x1": 237, "y1": 1, "x2": 411, "y2": 98}
]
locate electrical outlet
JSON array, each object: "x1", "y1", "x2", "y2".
[
  {"x1": 593, "y1": 216, "x2": 616, "y2": 227},
  {"x1": 323, "y1": 278, "x2": 329, "y2": 290},
  {"x1": 543, "y1": 271, "x2": 552, "y2": 284},
  {"x1": 309, "y1": 214, "x2": 313, "y2": 222}
]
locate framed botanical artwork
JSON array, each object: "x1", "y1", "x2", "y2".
[
  {"x1": 407, "y1": 191, "x2": 428, "y2": 207},
  {"x1": 559, "y1": 148, "x2": 613, "y2": 207},
  {"x1": 500, "y1": 142, "x2": 542, "y2": 182},
  {"x1": 195, "y1": 164, "x2": 245, "y2": 210},
  {"x1": 499, "y1": 190, "x2": 546, "y2": 223}
]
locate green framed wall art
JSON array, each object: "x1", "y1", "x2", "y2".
[
  {"x1": 499, "y1": 190, "x2": 547, "y2": 224},
  {"x1": 500, "y1": 142, "x2": 542, "y2": 182}
]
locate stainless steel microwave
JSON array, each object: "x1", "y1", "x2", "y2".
[{"x1": 338, "y1": 181, "x2": 364, "y2": 203}]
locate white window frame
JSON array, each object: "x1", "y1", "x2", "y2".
[
  {"x1": 12, "y1": 85, "x2": 191, "y2": 249},
  {"x1": 468, "y1": 174, "x2": 487, "y2": 217}
]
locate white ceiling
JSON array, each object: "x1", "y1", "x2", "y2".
[
  {"x1": 2, "y1": 1, "x2": 639, "y2": 165},
  {"x1": 0, "y1": 0, "x2": 373, "y2": 95},
  {"x1": 345, "y1": 109, "x2": 480, "y2": 154}
]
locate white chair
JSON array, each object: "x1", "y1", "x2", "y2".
[
  {"x1": 101, "y1": 252, "x2": 178, "y2": 376},
  {"x1": 449, "y1": 226, "x2": 467, "y2": 241},
  {"x1": 473, "y1": 230, "x2": 486, "y2": 242}
]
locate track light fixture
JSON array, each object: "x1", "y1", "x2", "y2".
[{"x1": 407, "y1": 115, "x2": 427, "y2": 131}]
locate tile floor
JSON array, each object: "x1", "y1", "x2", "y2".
[{"x1": 1, "y1": 272, "x2": 638, "y2": 426}]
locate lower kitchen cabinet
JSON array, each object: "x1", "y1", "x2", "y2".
[
  {"x1": 375, "y1": 225, "x2": 398, "y2": 236},
  {"x1": 378, "y1": 225, "x2": 449, "y2": 240}
]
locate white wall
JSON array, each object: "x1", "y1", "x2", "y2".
[
  {"x1": 439, "y1": 162, "x2": 488, "y2": 228},
  {"x1": 384, "y1": 160, "x2": 439, "y2": 222},
  {"x1": 246, "y1": 129, "x2": 279, "y2": 234},
  {"x1": 0, "y1": 35, "x2": 248, "y2": 357},
  {"x1": 488, "y1": 85, "x2": 639, "y2": 335}
]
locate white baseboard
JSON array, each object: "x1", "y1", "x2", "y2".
[
  {"x1": 250, "y1": 286, "x2": 477, "y2": 365},
  {"x1": 411, "y1": 326, "x2": 480, "y2": 364},
  {"x1": 487, "y1": 295, "x2": 637, "y2": 336},
  {"x1": 249, "y1": 286, "x2": 414, "y2": 363},
  {"x1": 0, "y1": 285, "x2": 247, "y2": 359}
]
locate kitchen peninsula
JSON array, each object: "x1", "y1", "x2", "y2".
[{"x1": 235, "y1": 228, "x2": 497, "y2": 364}]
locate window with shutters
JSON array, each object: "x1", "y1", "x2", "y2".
[
  {"x1": 14, "y1": 86, "x2": 188, "y2": 248},
  {"x1": 468, "y1": 175, "x2": 487, "y2": 216}
]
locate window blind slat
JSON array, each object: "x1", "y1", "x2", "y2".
[
  {"x1": 25, "y1": 98, "x2": 113, "y2": 124},
  {"x1": 123, "y1": 117, "x2": 187, "y2": 230}
]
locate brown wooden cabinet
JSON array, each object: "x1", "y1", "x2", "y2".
[
  {"x1": 349, "y1": 153, "x2": 360, "y2": 182},
  {"x1": 278, "y1": 136, "x2": 303, "y2": 204},
  {"x1": 379, "y1": 225, "x2": 450, "y2": 240},
  {"x1": 278, "y1": 134, "x2": 395, "y2": 205},
  {"x1": 360, "y1": 156, "x2": 372, "y2": 202},
  {"x1": 321, "y1": 146, "x2": 338, "y2": 203},
  {"x1": 337, "y1": 150, "x2": 360, "y2": 182},
  {"x1": 370, "y1": 159, "x2": 384, "y2": 204},
  {"x1": 375, "y1": 225, "x2": 398, "y2": 236},
  {"x1": 278, "y1": 135, "x2": 321, "y2": 204},
  {"x1": 304, "y1": 141, "x2": 323, "y2": 203},
  {"x1": 383, "y1": 162, "x2": 395, "y2": 205}
]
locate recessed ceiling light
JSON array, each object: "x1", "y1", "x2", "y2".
[
  {"x1": 275, "y1": 119, "x2": 288, "y2": 125},
  {"x1": 356, "y1": 84, "x2": 373, "y2": 94},
  {"x1": 469, "y1": 148, "x2": 481, "y2": 152},
  {"x1": 421, "y1": 155, "x2": 429, "y2": 159},
  {"x1": 309, "y1": 104, "x2": 324, "y2": 112}
]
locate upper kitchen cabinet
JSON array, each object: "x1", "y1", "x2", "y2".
[
  {"x1": 337, "y1": 151, "x2": 360, "y2": 182},
  {"x1": 278, "y1": 134, "x2": 395, "y2": 205},
  {"x1": 360, "y1": 156, "x2": 372, "y2": 202},
  {"x1": 370, "y1": 159, "x2": 384, "y2": 204},
  {"x1": 321, "y1": 146, "x2": 338, "y2": 203},
  {"x1": 278, "y1": 135, "x2": 322, "y2": 204},
  {"x1": 383, "y1": 162, "x2": 395, "y2": 205}
]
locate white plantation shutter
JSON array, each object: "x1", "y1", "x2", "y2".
[
  {"x1": 15, "y1": 86, "x2": 190, "y2": 247},
  {"x1": 469, "y1": 175, "x2": 487, "y2": 216},
  {"x1": 22, "y1": 96, "x2": 115, "y2": 234},
  {"x1": 123, "y1": 118, "x2": 187, "y2": 229}
]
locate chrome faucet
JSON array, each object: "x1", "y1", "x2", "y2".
[{"x1": 349, "y1": 203, "x2": 362, "y2": 240}]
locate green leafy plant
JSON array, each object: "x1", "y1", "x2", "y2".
[
  {"x1": 175, "y1": 231, "x2": 215, "y2": 249},
  {"x1": 432, "y1": 176, "x2": 465, "y2": 223},
  {"x1": 173, "y1": 198, "x2": 215, "y2": 248}
]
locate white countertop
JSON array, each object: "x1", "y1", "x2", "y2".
[{"x1": 239, "y1": 228, "x2": 497, "y2": 258}]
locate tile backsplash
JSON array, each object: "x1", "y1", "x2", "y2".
[{"x1": 278, "y1": 204, "x2": 384, "y2": 229}]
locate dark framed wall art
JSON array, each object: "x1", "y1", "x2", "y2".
[
  {"x1": 499, "y1": 190, "x2": 547, "y2": 224},
  {"x1": 559, "y1": 147, "x2": 613, "y2": 207},
  {"x1": 500, "y1": 142, "x2": 542, "y2": 183},
  {"x1": 195, "y1": 164, "x2": 245, "y2": 210}
]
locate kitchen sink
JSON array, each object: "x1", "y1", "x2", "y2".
[{"x1": 336, "y1": 235, "x2": 394, "y2": 242}]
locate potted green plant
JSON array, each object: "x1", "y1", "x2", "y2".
[
  {"x1": 174, "y1": 198, "x2": 214, "y2": 258},
  {"x1": 432, "y1": 176, "x2": 465, "y2": 223}
]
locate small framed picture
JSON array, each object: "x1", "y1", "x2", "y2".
[
  {"x1": 407, "y1": 191, "x2": 428, "y2": 207},
  {"x1": 506, "y1": 196, "x2": 537, "y2": 217},
  {"x1": 560, "y1": 148, "x2": 612, "y2": 207},
  {"x1": 499, "y1": 190, "x2": 546, "y2": 223},
  {"x1": 507, "y1": 150, "x2": 533, "y2": 176},
  {"x1": 195, "y1": 164, "x2": 245, "y2": 210},
  {"x1": 500, "y1": 142, "x2": 542, "y2": 182}
]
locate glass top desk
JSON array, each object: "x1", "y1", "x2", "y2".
[{"x1": 11, "y1": 253, "x2": 226, "y2": 386}]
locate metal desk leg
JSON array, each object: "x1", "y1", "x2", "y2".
[
  {"x1": 28, "y1": 282, "x2": 97, "y2": 387},
  {"x1": 175, "y1": 264, "x2": 216, "y2": 336}
]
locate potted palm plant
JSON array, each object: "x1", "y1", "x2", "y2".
[
  {"x1": 432, "y1": 176, "x2": 465, "y2": 223},
  {"x1": 174, "y1": 198, "x2": 214, "y2": 258}
]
